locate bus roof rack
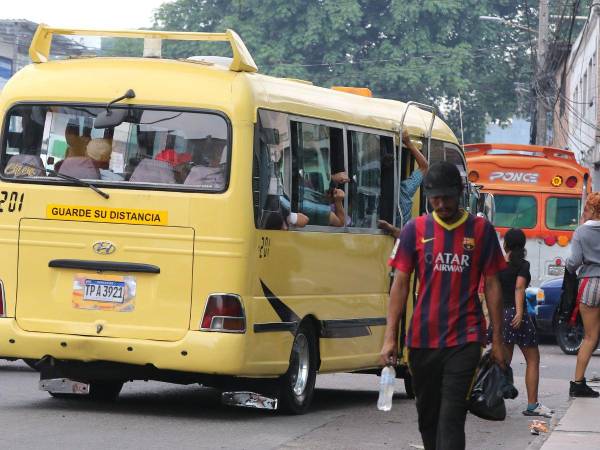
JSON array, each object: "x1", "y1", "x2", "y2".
[{"x1": 29, "y1": 24, "x2": 258, "y2": 73}]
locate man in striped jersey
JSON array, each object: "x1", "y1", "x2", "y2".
[{"x1": 380, "y1": 161, "x2": 506, "y2": 450}]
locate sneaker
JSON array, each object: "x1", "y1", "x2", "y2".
[
  {"x1": 569, "y1": 379, "x2": 600, "y2": 398},
  {"x1": 523, "y1": 403, "x2": 554, "y2": 417}
]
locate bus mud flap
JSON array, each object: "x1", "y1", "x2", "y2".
[{"x1": 221, "y1": 391, "x2": 278, "y2": 410}]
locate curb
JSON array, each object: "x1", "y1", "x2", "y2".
[{"x1": 538, "y1": 385, "x2": 600, "y2": 450}]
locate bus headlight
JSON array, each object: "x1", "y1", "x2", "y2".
[{"x1": 547, "y1": 265, "x2": 565, "y2": 276}]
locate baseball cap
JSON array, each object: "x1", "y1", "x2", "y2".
[{"x1": 423, "y1": 161, "x2": 463, "y2": 197}]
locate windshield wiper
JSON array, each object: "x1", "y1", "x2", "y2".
[{"x1": 19, "y1": 162, "x2": 110, "y2": 199}]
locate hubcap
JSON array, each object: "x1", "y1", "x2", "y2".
[
  {"x1": 560, "y1": 323, "x2": 584, "y2": 351},
  {"x1": 290, "y1": 333, "x2": 309, "y2": 397}
]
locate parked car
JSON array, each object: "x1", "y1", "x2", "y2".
[{"x1": 533, "y1": 277, "x2": 585, "y2": 355}]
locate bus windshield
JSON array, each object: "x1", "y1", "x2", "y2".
[
  {"x1": 546, "y1": 197, "x2": 580, "y2": 231},
  {"x1": 494, "y1": 194, "x2": 537, "y2": 229},
  {"x1": 1, "y1": 104, "x2": 229, "y2": 191}
]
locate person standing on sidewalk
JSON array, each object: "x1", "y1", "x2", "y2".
[
  {"x1": 488, "y1": 228, "x2": 554, "y2": 417},
  {"x1": 380, "y1": 161, "x2": 507, "y2": 450},
  {"x1": 566, "y1": 192, "x2": 600, "y2": 398}
]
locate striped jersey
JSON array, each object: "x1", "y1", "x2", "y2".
[{"x1": 389, "y1": 211, "x2": 506, "y2": 348}]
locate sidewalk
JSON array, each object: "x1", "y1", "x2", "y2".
[{"x1": 540, "y1": 385, "x2": 600, "y2": 450}]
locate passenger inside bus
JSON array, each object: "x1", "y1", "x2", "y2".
[
  {"x1": 254, "y1": 110, "x2": 309, "y2": 230},
  {"x1": 4, "y1": 154, "x2": 45, "y2": 178},
  {"x1": 260, "y1": 138, "x2": 308, "y2": 230},
  {"x1": 128, "y1": 129, "x2": 176, "y2": 184},
  {"x1": 58, "y1": 155, "x2": 100, "y2": 179},
  {"x1": 86, "y1": 138, "x2": 124, "y2": 181},
  {"x1": 64, "y1": 121, "x2": 90, "y2": 159},
  {"x1": 296, "y1": 124, "x2": 346, "y2": 227},
  {"x1": 184, "y1": 135, "x2": 226, "y2": 190}
]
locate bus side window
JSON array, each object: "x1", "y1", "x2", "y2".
[
  {"x1": 347, "y1": 130, "x2": 382, "y2": 229},
  {"x1": 398, "y1": 142, "x2": 417, "y2": 220},
  {"x1": 379, "y1": 136, "x2": 394, "y2": 225},
  {"x1": 292, "y1": 121, "x2": 345, "y2": 228},
  {"x1": 253, "y1": 110, "x2": 292, "y2": 230}
]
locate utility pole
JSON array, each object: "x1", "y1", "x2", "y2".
[{"x1": 536, "y1": 0, "x2": 549, "y2": 145}]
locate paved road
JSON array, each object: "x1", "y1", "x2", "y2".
[{"x1": 1, "y1": 343, "x2": 598, "y2": 450}]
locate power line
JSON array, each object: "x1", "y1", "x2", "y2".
[{"x1": 259, "y1": 41, "x2": 534, "y2": 69}]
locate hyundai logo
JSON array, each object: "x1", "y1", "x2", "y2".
[{"x1": 92, "y1": 241, "x2": 116, "y2": 255}]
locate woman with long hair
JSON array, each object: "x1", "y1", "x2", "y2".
[
  {"x1": 490, "y1": 228, "x2": 553, "y2": 416},
  {"x1": 566, "y1": 192, "x2": 600, "y2": 397}
]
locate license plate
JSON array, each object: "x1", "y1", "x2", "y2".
[
  {"x1": 83, "y1": 279, "x2": 125, "y2": 303},
  {"x1": 73, "y1": 273, "x2": 136, "y2": 312},
  {"x1": 547, "y1": 265, "x2": 565, "y2": 276}
]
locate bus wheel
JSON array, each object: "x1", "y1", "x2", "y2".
[
  {"x1": 278, "y1": 323, "x2": 317, "y2": 415},
  {"x1": 49, "y1": 381, "x2": 124, "y2": 402},
  {"x1": 403, "y1": 372, "x2": 415, "y2": 399},
  {"x1": 555, "y1": 320, "x2": 584, "y2": 355}
]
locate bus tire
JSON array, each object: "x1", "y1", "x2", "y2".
[
  {"x1": 49, "y1": 381, "x2": 124, "y2": 402},
  {"x1": 278, "y1": 323, "x2": 317, "y2": 415},
  {"x1": 555, "y1": 319, "x2": 584, "y2": 355}
]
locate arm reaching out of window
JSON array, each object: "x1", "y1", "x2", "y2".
[
  {"x1": 329, "y1": 188, "x2": 346, "y2": 227},
  {"x1": 403, "y1": 130, "x2": 428, "y2": 174}
]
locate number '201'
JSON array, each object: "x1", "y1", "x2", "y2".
[{"x1": 0, "y1": 191, "x2": 25, "y2": 213}]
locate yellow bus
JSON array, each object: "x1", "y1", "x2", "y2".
[{"x1": 0, "y1": 25, "x2": 472, "y2": 413}]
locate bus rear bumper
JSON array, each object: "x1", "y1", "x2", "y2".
[{"x1": 0, "y1": 318, "x2": 267, "y2": 377}]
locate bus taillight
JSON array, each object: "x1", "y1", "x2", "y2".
[
  {"x1": 544, "y1": 236, "x2": 557, "y2": 246},
  {"x1": 201, "y1": 294, "x2": 246, "y2": 333},
  {"x1": 566, "y1": 176, "x2": 578, "y2": 188},
  {"x1": 557, "y1": 236, "x2": 569, "y2": 247},
  {"x1": 555, "y1": 258, "x2": 563, "y2": 266}
]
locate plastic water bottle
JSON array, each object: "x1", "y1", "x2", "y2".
[{"x1": 377, "y1": 365, "x2": 396, "y2": 411}]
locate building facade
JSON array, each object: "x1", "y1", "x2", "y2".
[
  {"x1": 0, "y1": 20, "x2": 88, "y2": 89},
  {"x1": 553, "y1": 4, "x2": 600, "y2": 189}
]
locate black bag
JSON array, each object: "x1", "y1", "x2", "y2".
[
  {"x1": 557, "y1": 269, "x2": 579, "y2": 324},
  {"x1": 469, "y1": 352, "x2": 518, "y2": 421}
]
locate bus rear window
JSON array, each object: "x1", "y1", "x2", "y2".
[
  {"x1": 494, "y1": 194, "x2": 537, "y2": 229},
  {"x1": 1, "y1": 104, "x2": 229, "y2": 191},
  {"x1": 546, "y1": 197, "x2": 580, "y2": 231}
]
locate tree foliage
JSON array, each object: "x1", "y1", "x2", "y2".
[{"x1": 104, "y1": 0, "x2": 591, "y2": 142}]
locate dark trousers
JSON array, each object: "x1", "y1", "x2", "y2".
[{"x1": 408, "y1": 343, "x2": 481, "y2": 450}]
